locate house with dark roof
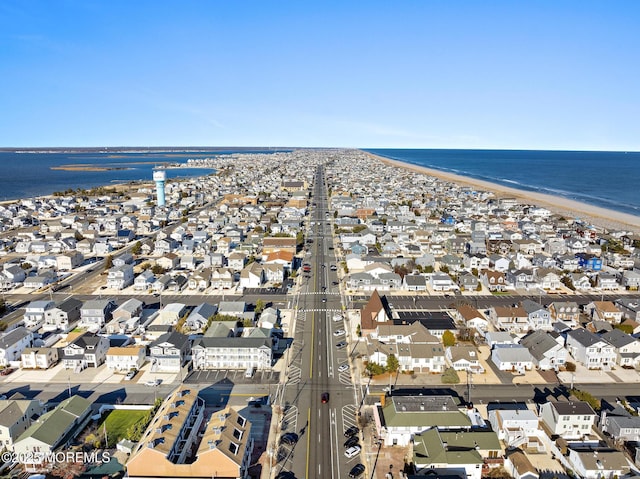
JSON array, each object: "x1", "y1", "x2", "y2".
[
  {"x1": 539, "y1": 401, "x2": 597, "y2": 439},
  {"x1": 149, "y1": 332, "x2": 191, "y2": 373},
  {"x1": 0, "y1": 327, "x2": 34, "y2": 367},
  {"x1": 519, "y1": 330, "x2": 567, "y2": 371},
  {"x1": 565, "y1": 328, "x2": 616, "y2": 370},
  {"x1": 600, "y1": 328, "x2": 640, "y2": 368},
  {"x1": 61, "y1": 333, "x2": 109, "y2": 371}
]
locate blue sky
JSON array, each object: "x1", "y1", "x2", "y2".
[{"x1": 1, "y1": 1, "x2": 639, "y2": 150}]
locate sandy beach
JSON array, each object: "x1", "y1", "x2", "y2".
[{"x1": 366, "y1": 152, "x2": 640, "y2": 234}]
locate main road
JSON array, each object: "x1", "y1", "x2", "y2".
[{"x1": 273, "y1": 165, "x2": 361, "y2": 479}]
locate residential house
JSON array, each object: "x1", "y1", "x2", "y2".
[
  {"x1": 490, "y1": 344, "x2": 533, "y2": 373},
  {"x1": 0, "y1": 327, "x2": 34, "y2": 366},
  {"x1": 210, "y1": 268, "x2": 234, "y2": 289},
  {"x1": 480, "y1": 270, "x2": 507, "y2": 292},
  {"x1": 106, "y1": 346, "x2": 146, "y2": 372},
  {"x1": 55, "y1": 251, "x2": 84, "y2": 271},
  {"x1": 134, "y1": 270, "x2": 156, "y2": 291},
  {"x1": 412, "y1": 428, "x2": 501, "y2": 479},
  {"x1": 567, "y1": 448, "x2": 629, "y2": 479},
  {"x1": 453, "y1": 305, "x2": 490, "y2": 335},
  {"x1": 622, "y1": 270, "x2": 640, "y2": 290},
  {"x1": 188, "y1": 268, "x2": 211, "y2": 291},
  {"x1": 445, "y1": 345, "x2": 484, "y2": 373},
  {"x1": 616, "y1": 298, "x2": 640, "y2": 321},
  {"x1": 79, "y1": 299, "x2": 116, "y2": 330},
  {"x1": 521, "y1": 299, "x2": 552, "y2": 331},
  {"x1": 600, "y1": 329, "x2": 640, "y2": 368},
  {"x1": 488, "y1": 406, "x2": 543, "y2": 450},
  {"x1": 13, "y1": 396, "x2": 92, "y2": 469},
  {"x1": 488, "y1": 305, "x2": 529, "y2": 334},
  {"x1": 402, "y1": 274, "x2": 427, "y2": 292},
  {"x1": 457, "y1": 272, "x2": 479, "y2": 291},
  {"x1": 107, "y1": 264, "x2": 135, "y2": 289},
  {"x1": 430, "y1": 273, "x2": 457, "y2": 291},
  {"x1": 21, "y1": 348, "x2": 59, "y2": 369},
  {"x1": 0, "y1": 399, "x2": 45, "y2": 452},
  {"x1": 538, "y1": 400, "x2": 597, "y2": 439},
  {"x1": 216, "y1": 301, "x2": 253, "y2": 321},
  {"x1": 61, "y1": 333, "x2": 109, "y2": 370},
  {"x1": 374, "y1": 395, "x2": 473, "y2": 447},
  {"x1": 156, "y1": 252, "x2": 179, "y2": 271},
  {"x1": 597, "y1": 272, "x2": 620, "y2": 291},
  {"x1": 585, "y1": 301, "x2": 624, "y2": 324},
  {"x1": 186, "y1": 303, "x2": 217, "y2": 331},
  {"x1": 565, "y1": 328, "x2": 616, "y2": 370},
  {"x1": 157, "y1": 303, "x2": 188, "y2": 325},
  {"x1": 191, "y1": 336, "x2": 273, "y2": 371},
  {"x1": 126, "y1": 388, "x2": 252, "y2": 479},
  {"x1": 149, "y1": 331, "x2": 190, "y2": 373},
  {"x1": 42, "y1": 297, "x2": 82, "y2": 332},
  {"x1": 106, "y1": 298, "x2": 143, "y2": 334},
  {"x1": 520, "y1": 330, "x2": 567, "y2": 371},
  {"x1": 239, "y1": 262, "x2": 265, "y2": 289},
  {"x1": 600, "y1": 404, "x2": 640, "y2": 442},
  {"x1": 24, "y1": 300, "x2": 56, "y2": 329},
  {"x1": 548, "y1": 302, "x2": 580, "y2": 328},
  {"x1": 576, "y1": 253, "x2": 602, "y2": 271}
]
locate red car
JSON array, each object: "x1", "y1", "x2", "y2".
[{"x1": 321, "y1": 392, "x2": 329, "y2": 403}]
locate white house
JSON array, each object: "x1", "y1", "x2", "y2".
[
  {"x1": 565, "y1": 328, "x2": 616, "y2": 370},
  {"x1": 106, "y1": 346, "x2": 146, "y2": 372},
  {"x1": 538, "y1": 401, "x2": 597, "y2": 439},
  {"x1": 107, "y1": 264, "x2": 135, "y2": 290},
  {"x1": 519, "y1": 330, "x2": 567, "y2": 371},
  {"x1": 0, "y1": 327, "x2": 34, "y2": 367},
  {"x1": 490, "y1": 344, "x2": 533, "y2": 373}
]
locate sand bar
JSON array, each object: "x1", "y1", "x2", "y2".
[{"x1": 366, "y1": 152, "x2": 640, "y2": 234}]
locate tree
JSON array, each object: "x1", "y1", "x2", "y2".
[
  {"x1": 386, "y1": 354, "x2": 399, "y2": 373},
  {"x1": 442, "y1": 330, "x2": 457, "y2": 347},
  {"x1": 104, "y1": 255, "x2": 113, "y2": 271},
  {"x1": 439, "y1": 264, "x2": 450, "y2": 274},
  {"x1": 74, "y1": 230, "x2": 84, "y2": 241},
  {"x1": 365, "y1": 362, "x2": 385, "y2": 376},
  {"x1": 255, "y1": 299, "x2": 265, "y2": 315},
  {"x1": 131, "y1": 241, "x2": 142, "y2": 255},
  {"x1": 151, "y1": 264, "x2": 166, "y2": 275}
]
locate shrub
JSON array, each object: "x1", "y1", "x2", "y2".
[{"x1": 565, "y1": 361, "x2": 576, "y2": 372}]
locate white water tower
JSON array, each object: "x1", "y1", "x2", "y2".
[{"x1": 153, "y1": 169, "x2": 166, "y2": 207}]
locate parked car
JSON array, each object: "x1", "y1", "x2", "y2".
[
  {"x1": 0, "y1": 368, "x2": 14, "y2": 376},
  {"x1": 279, "y1": 432, "x2": 299, "y2": 446},
  {"x1": 344, "y1": 436, "x2": 359, "y2": 448},
  {"x1": 145, "y1": 379, "x2": 161, "y2": 387},
  {"x1": 336, "y1": 341, "x2": 347, "y2": 349},
  {"x1": 344, "y1": 446, "x2": 361, "y2": 458},
  {"x1": 338, "y1": 363, "x2": 349, "y2": 373},
  {"x1": 348, "y1": 463, "x2": 365, "y2": 478},
  {"x1": 124, "y1": 370, "x2": 137, "y2": 381},
  {"x1": 344, "y1": 426, "x2": 359, "y2": 437},
  {"x1": 332, "y1": 314, "x2": 343, "y2": 322},
  {"x1": 333, "y1": 329, "x2": 345, "y2": 336}
]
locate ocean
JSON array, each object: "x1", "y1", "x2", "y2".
[
  {"x1": 0, "y1": 149, "x2": 283, "y2": 201},
  {"x1": 366, "y1": 149, "x2": 640, "y2": 218}
]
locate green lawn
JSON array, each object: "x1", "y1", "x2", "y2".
[{"x1": 99, "y1": 409, "x2": 149, "y2": 446}]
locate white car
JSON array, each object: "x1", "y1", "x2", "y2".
[
  {"x1": 344, "y1": 446, "x2": 361, "y2": 458},
  {"x1": 332, "y1": 314, "x2": 343, "y2": 322},
  {"x1": 124, "y1": 370, "x2": 136, "y2": 381},
  {"x1": 145, "y1": 379, "x2": 161, "y2": 387},
  {"x1": 338, "y1": 364, "x2": 349, "y2": 373},
  {"x1": 333, "y1": 329, "x2": 345, "y2": 336}
]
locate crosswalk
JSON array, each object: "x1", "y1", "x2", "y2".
[
  {"x1": 297, "y1": 308, "x2": 343, "y2": 313},
  {"x1": 297, "y1": 291, "x2": 341, "y2": 295}
]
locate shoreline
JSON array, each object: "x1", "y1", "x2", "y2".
[{"x1": 364, "y1": 152, "x2": 640, "y2": 234}]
